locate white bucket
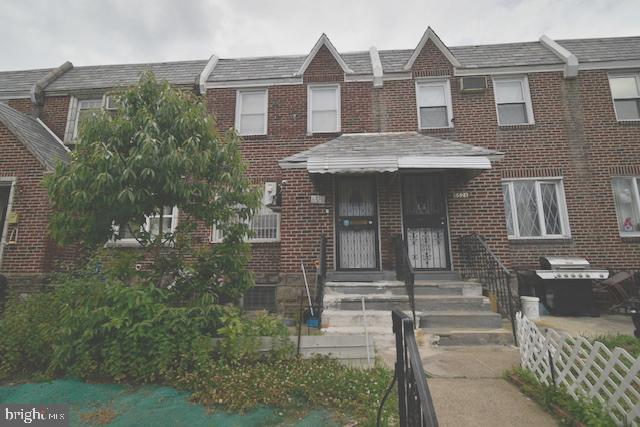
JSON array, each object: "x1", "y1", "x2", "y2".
[{"x1": 520, "y1": 296, "x2": 540, "y2": 320}]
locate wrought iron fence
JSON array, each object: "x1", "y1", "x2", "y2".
[
  {"x1": 459, "y1": 233, "x2": 519, "y2": 345},
  {"x1": 394, "y1": 235, "x2": 417, "y2": 326},
  {"x1": 378, "y1": 309, "x2": 438, "y2": 427}
]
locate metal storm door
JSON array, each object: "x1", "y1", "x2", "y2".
[
  {"x1": 402, "y1": 175, "x2": 451, "y2": 270},
  {"x1": 336, "y1": 176, "x2": 379, "y2": 270}
]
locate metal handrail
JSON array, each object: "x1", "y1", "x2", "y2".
[
  {"x1": 394, "y1": 235, "x2": 417, "y2": 327},
  {"x1": 459, "y1": 233, "x2": 518, "y2": 345},
  {"x1": 315, "y1": 234, "x2": 327, "y2": 309},
  {"x1": 378, "y1": 309, "x2": 438, "y2": 427}
]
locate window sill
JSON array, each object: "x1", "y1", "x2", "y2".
[
  {"x1": 620, "y1": 232, "x2": 640, "y2": 239},
  {"x1": 306, "y1": 131, "x2": 342, "y2": 137},
  {"x1": 615, "y1": 120, "x2": 640, "y2": 126},
  {"x1": 508, "y1": 236, "x2": 572, "y2": 243},
  {"x1": 105, "y1": 240, "x2": 175, "y2": 248},
  {"x1": 498, "y1": 123, "x2": 536, "y2": 130},
  {"x1": 239, "y1": 134, "x2": 268, "y2": 140},
  {"x1": 419, "y1": 126, "x2": 454, "y2": 133},
  {"x1": 210, "y1": 239, "x2": 280, "y2": 244}
]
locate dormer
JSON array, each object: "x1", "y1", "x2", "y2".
[
  {"x1": 296, "y1": 34, "x2": 353, "y2": 82},
  {"x1": 404, "y1": 27, "x2": 460, "y2": 77}
]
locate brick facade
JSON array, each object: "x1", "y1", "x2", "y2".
[{"x1": 1, "y1": 35, "x2": 639, "y2": 313}]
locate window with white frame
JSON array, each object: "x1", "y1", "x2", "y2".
[
  {"x1": 235, "y1": 89, "x2": 268, "y2": 135},
  {"x1": 308, "y1": 85, "x2": 340, "y2": 133},
  {"x1": 501, "y1": 179, "x2": 570, "y2": 239},
  {"x1": 609, "y1": 75, "x2": 640, "y2": 121},
  {"x1": 115, "y1": 206, "x2": 178, "y2": 243},
  {"x1": 612, "y1": 177, "x2": 640, "y2": 235},
  {"x1": 493, "y1": 77, "x2": 534, "y2": 125},
  {"x1": 211, "y1": 206, "x2": 280, "y2": 243},
  {"x1": 65, "y1": 98, "x2": 103, "y2": 142},
  {"x1": 416, "y1": 80, "x2": 453, "y2": 129}
]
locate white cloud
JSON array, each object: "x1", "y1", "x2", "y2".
[{"x1": 0, "y1": 0, "x2": 638, "y2": 70}]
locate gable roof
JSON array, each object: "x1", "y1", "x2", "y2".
[
  {"x1": 556, "y1": 36, "x2": 640, "y2": 63},
  {"x1": 295, "y1": 34, "x2": 354, "y2": 76},
  {"x1": 0, "y1": 68, "x2": 54, "y2": 98},
  {"x1": 0, "y1": 103, "x2": 69, "y2": 170},
  {"x1": 404, "y1": 27, "x2": 461, "y2": 70}
]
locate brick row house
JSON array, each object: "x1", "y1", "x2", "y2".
[{"x1": 0, "y1": 28, "x2": 639, "y2": 316}]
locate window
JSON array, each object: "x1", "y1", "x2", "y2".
[
  {"x1": 308, "y1": 85, "x2": 340, "y2": 133},
  {"x1": 502, "y1": 179, "x2": 570, "y2": 239},
  {"x1": 243, "y1": 285, "x2": 277, "y2": 312},
  {"x1": 493, "y1": 77, "x2": 534, "y2": 125},
  {"x1": 211, "y1": 206, "x2": 280, "y2": 243},
  {"x1": 65, "y1": 98, "x2": 103, "y2": 142},
  {"x1": 115, "y1": 206, "x2": 178, "y2": 243},
  {"x1": 235, "y1": 89, "x2": 267, "y2": 135},
  {"x1": 609, "y1": 75, "x2": 640, "y2": 121},
  {"x1": 612, "y1": 177, "x2": 640, "y2": 236},
  {"x1": 416, "y1": 80, "x2": 453, "y2": 129}
]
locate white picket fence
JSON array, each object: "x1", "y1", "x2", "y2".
[{"x1": 516, "y1": 312, "x2": 640, "y2": 426}]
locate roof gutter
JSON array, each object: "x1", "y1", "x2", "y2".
[
  {"x1": 539, "y1": 35, "x2": 579, "y2": 79},
  {"x1": 30, "y1": 61, "x2": 73, "y2": 116}
]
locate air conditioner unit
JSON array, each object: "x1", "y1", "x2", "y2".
[
  {"x1": 460, "y1": 76, "x2": 487, "y2": 93},
  {"x1": 263, "y1": 182, "x2": 278, "y2": 206},
  {"x1": 104, "y1": 95, "x2": 121, "y2": 110}
]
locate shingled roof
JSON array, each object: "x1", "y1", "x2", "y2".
[
  {"x1": 0, "y1": 103, "x2": 69, "y2": 170},
  {"x1": 0, "y1": 35, "x2": 638, "y2": 95}
]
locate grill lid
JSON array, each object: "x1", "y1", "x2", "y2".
[{"x1": 539, "y1": 256, "x2": 591, "y2": 270}]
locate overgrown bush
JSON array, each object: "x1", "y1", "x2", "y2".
[
  {"x1": 592, "y1": 334, "x2": 640, "y2": 358},
  {"x1": 0, "y1": 275, "x2": 287, "y2": 383}
]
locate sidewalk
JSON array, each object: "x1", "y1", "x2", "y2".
[{"x1": 422, "y1": 346, "x2": 558, "y2": 427}]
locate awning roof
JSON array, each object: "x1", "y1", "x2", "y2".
[{"x1": 279, "y1": 132, "x2": 502, "y2": 174}]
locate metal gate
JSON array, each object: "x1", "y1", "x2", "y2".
[
  {"x1": 336, "y1": 176, "x2": 379, "y2": 270},
  {"x1": 402, "y1": 175, "x2": 450, "y2": 270}
]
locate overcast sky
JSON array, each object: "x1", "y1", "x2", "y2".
[{"x1": 1, "y1": 0, "x2": 638, "y2": 71}]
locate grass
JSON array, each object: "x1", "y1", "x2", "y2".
[
  {"x1": 591, "y1": 334, "x2": 640, "y2": 358},
  {"x1": 506, "y1": 368, "x2": 617, "y2": 427}
]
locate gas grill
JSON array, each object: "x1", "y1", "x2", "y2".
[{"x1": 533, "y1": 256, "x2": 609, "y2": 316}]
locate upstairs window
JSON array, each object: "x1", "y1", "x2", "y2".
[
  {"x1": 308, "y1": 85, "x2": 340, "y2": 133},
  {"x1": 64, "y1": 98, "x2": 103, "y2": 143},
  {"x1": 115, "y1": 206, "x2": 178, "y2": 244},
  {"x1": 235, "y1": 89, "x2": 268, "y2": 135},
  {"x1": 416, "y1": 80, "x2": 453, "y2": 129},
  {"x1": 502, "y1": 179, "x2": 570, "y2": 239},
  {"x1": 211, "y1": 206, "x2": 280, "y2": 243},
  {"x1": 612, "y1": 177, "x2": 640, "y2": 236},
  {"x1": 609, "y1": 75, "x2": 640, "y2": 121},
  {"x1": 493, "y1": 77, "x2": 534, "y2": 126}
]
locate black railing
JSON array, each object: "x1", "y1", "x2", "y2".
[
  {"x1": 459, "y1": 234, "x2": 518, "y2": 345},
  {"x1": 394, "y1": 235, "x2": 417, "y2": 326},
  {"x1": 315, "y1": 234, "x2": 327, "y2": 309},
  {"x1": 378, "y1": 309, "x2": 438, "y2": 427}
]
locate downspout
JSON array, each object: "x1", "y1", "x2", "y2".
[{"x1": 30, "y1": 61, "x2": 73, "y2": 117}]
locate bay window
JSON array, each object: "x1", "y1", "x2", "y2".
[
  {"x1": 502, "y1": 179, "x2": 570, "y2": 239},
  {"x1": 612, "y1": 177, "x2": 640, "y2": 236}
]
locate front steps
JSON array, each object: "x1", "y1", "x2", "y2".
[{"x1": 321, "y1": 279, "x2": 513, "y2": 346}]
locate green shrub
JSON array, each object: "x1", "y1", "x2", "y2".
[
  {"x1": 592, "y1": 334, "x2": 640, "y2": 358},
  {"x1": 0, "y1": 277, "x2": 288, "y2": 383},
  {"x1": 508, "y1": 368, "x2": 617, "y2": 427}
]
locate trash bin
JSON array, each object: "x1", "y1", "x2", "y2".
[{"x1": 520, "y1": 296, "x2": 540, "y2": 320}]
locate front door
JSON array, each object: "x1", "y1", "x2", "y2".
[
  {"x1": 336, "y1": 176, "x2": 379, "y2": 270},
  {"x1": 402, "y1": 175, "x2": 451, "y2": 270}
]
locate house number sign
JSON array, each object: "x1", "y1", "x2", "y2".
[{"x1": 453, "y1": 192, "x2": 469, "y2": 199}]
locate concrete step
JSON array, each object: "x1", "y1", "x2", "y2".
[
  {"x1": 419, "y1": 311, "x2": 503, "y2": 329},
  {"x1": 425, "y1": 328, "x2": 514, "y2": 346},
  {"x1": 326, "y1": 270, "x2": 396, "y2": 282},
  {"x1": 415, "y1": 271, "x2": 461, "y2": 281},
  {"x1": 324, "y1": 281, "x2": 482, "y2": 297},
  {"x1": 324, "y1": 294, "x2": 490, "y2": 311}
]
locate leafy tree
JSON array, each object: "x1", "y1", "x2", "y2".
[{"x1": 45, "y1": 72, "x2": 261, "y2": 301}]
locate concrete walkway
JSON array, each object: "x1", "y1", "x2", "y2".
[
  {"x1": 421, "y1": 346, "x2": 558, "y2": 427},
  {"x1": 373, "y1": 332, "x2": 557, "y2": 426}
]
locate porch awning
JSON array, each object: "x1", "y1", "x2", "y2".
[{"x1": 279, "y1": 132, "x2": 502, "y2": 174}]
